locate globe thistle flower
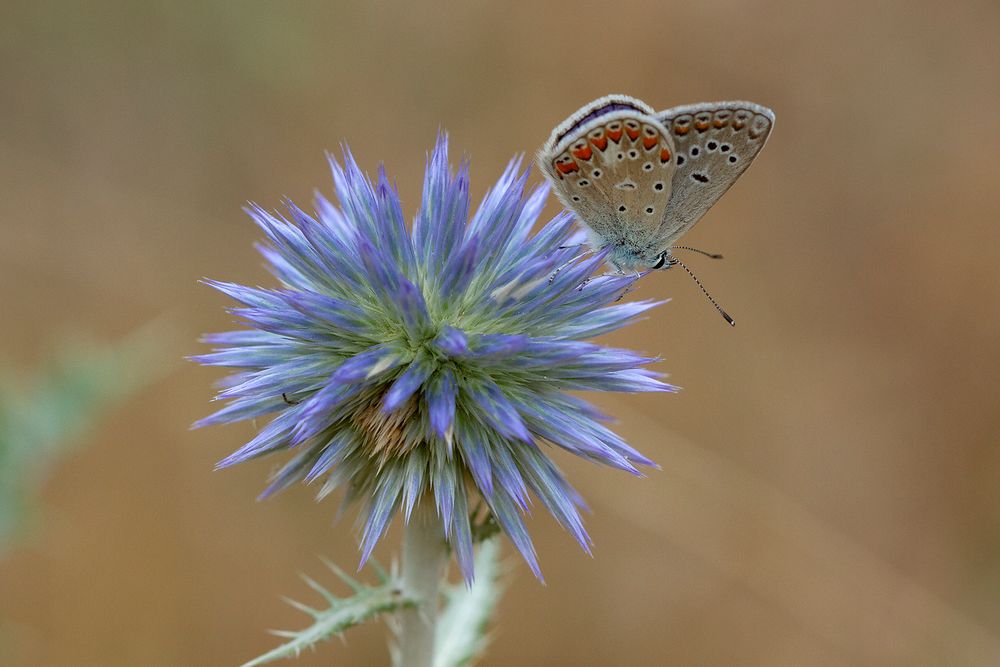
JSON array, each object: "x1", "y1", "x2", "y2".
[{"x1": 195, "y1": 135, "x2": 674, "y2": 581}]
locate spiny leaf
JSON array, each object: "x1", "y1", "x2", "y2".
[
  {"x1": 319, "y1": 556, "x2": 366, "y2": 592},
  {"x1": 241, "y1": 563, "x2": 415, "y2": 667},
  {"x1": 433, "y1": 539, "x2": 504, "y2": 667}
]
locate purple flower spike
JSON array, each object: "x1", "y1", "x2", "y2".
[{"x1": 196, "y1": 134, "x2": 669, "y2": 581}]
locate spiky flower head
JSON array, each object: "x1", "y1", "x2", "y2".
[{"x1": 195, "y1": 135, "x2": 674, "y2": 581}]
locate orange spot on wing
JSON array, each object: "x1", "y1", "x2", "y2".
[
  {"x1": 659, "y1": 147, "x2": 672, "y2": 163},
  {"x1": 694, "y1": 120, "x2": 710, "y2": 131},
  {"x1": 606, "y1": 128, "x2": 623, "y2": 142},
  {"x1": 590, "y1": 135, "x2": 608, "y2": 151},
  {"x1": 642, "y1": 136, "x2": 658, "y2": 149},
  {"x1": 625, "y1": 126, "x2": 640, "y2": 140},
  {"x1": 713, "y1": 119, "x2": 727, "y2": 128},
  {"x1": 555, "y1": 161, "x2": 579, "y2": 174},
  {"x1": 571, "y1": 145, "x2": 593, "y2": 161},
  {"x1": 674, "y1": 126, "x2": 690, "y2": 135}
]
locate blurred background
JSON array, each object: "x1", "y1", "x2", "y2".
[{"x1": 2, "y1": 0, "x2": 999, "y2": 665}]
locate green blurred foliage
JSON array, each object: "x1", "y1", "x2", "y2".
[{"x1": 0, "y1": 324, "x2": 169, "y2": 548}]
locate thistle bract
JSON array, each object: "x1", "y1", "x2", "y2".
[{"x1": 196, "y1": 135, "x2": 674, "y2": 580}]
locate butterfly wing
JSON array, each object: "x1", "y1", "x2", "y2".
[
  {"x1": 656, "y1": 101, "x2": 774, "y2": 245},
  {"x1": 539, "y1": 95, "x2": 677, "y2": 268}
]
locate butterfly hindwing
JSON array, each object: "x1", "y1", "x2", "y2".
[
  {"x1": 656, "y1": 101, "x2": 774, "y2": 244},
  {"x1": 539, "y1": 95, "x2": 676, "y2": 263}
]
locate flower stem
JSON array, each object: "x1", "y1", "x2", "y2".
[{"x1": 398, "y1": 498, "x2": 448, "y2": 667}]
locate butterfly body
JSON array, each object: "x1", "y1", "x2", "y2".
[{"x1": 539, "y1": 95, "x2": 774, "y2": 272}]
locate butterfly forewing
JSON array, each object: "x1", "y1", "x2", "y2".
[{"x1": 656, "y1": 101, "x2": 774, "y2": 244}]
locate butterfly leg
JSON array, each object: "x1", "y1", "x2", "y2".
[
  {"x1": 548, "y1": 262, "x2": 568, "y2": 284},
  {"x1": 281, "y1": 392, "x2": 300, "y2": 406},
  {"x1": 576, "y1": 267, "x2": 633, "y2": 298},
  {"x1": 575, "y1": 263, "x2": 623, "y2": 291},
  {"x1": 613, "y1": 271, "x2": 642, "y2": 302},
  {"x1": 549, "y1": 247, "x2": 594, "y2": 284}
]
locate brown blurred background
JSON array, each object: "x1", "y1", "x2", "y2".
[{"x1": 2, "y1": 1, "x2": 999, "y2": 665}]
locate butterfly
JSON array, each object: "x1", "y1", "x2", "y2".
[{"x1": 538, "y1": 95, "x2": 774, "y2": 323}]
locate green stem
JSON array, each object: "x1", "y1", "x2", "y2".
[{"x1": 398, "y1": 498, "x2": 448, "y2": 667}]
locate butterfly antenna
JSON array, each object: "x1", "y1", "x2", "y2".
[
  {"x1": 668, "y1": 257, "x2": 735, "y2": 326},
  {"x1": 671, "y1": 246, "x2": 725, "y2": 260}
]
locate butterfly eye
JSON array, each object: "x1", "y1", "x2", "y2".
[{"x1": 651, "y1": 254, "x2": 667, "y2": 270}]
